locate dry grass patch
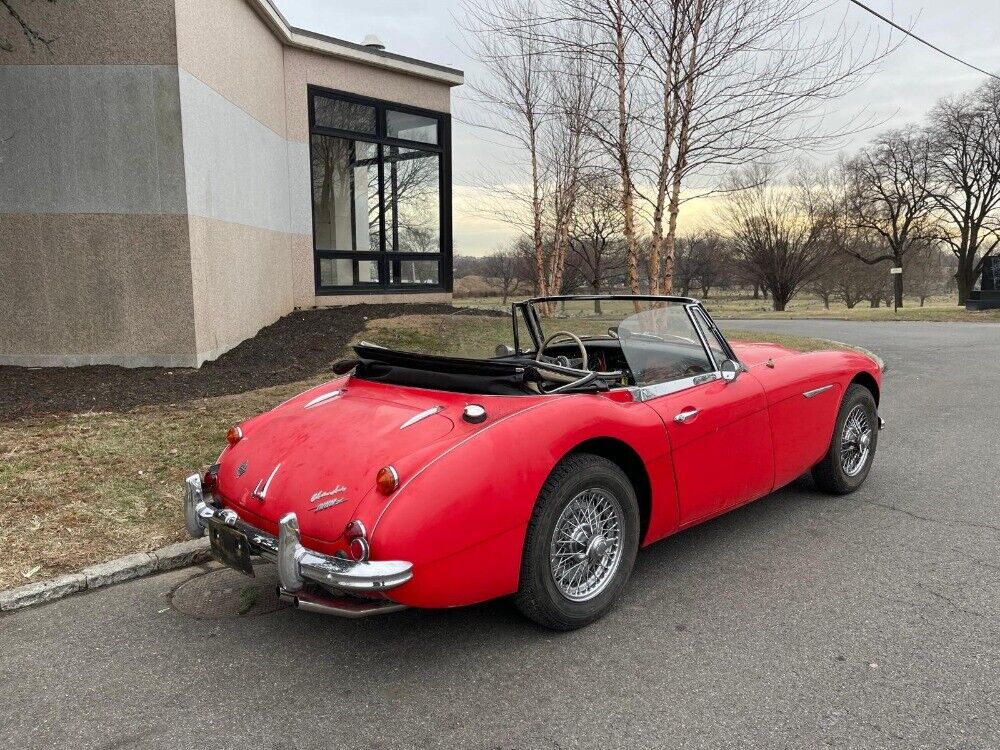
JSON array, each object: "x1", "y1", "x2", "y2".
[{"x1": 0, "y1": 376, "x2": 327, "y2": 590}]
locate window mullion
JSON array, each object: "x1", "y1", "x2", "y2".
[{"x1": 377, "y1": 143, "x2": 387, "y2": 289}]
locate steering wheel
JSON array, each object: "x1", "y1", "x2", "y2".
[{"x1": 536, "y1": 330, "x2": 588, "y2": 371}]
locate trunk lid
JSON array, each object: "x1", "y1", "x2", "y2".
[{"x1": 214, "y1": 381, "x2": 454, "y2": 542}]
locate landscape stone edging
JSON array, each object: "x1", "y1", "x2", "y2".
[{"x1": 0, "y1": 537, "x2": 211, "y2": 614}]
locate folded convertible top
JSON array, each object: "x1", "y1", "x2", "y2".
[{"x1": 352, "y1": 344, "x2": 538, "y2": 395}]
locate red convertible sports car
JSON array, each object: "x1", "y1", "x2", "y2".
[{"x1": 184, "y1": 295, "x2": 883, "y2": 630}]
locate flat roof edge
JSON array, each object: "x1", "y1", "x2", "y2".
[{"x1": 247, "y1": 0, "x2": 464, "y2": 86}]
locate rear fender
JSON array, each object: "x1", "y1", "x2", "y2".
[{"x1": 368, "y1": 393, "x2": 673, "y2": 608}]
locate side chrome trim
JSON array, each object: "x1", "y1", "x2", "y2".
[
  {"x1": 630, "y1": 372, "x2": 720, "y2": 402},
  {"x1": 399, "y1": 405, "x2": 444, "y2": 429},
  {"x1": 803, "y1": 384, "x2": 835, "y2": 399}
]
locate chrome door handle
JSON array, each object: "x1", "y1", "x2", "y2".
[{"x1": 674, "y1": 408, "x2": 699, "y2": 423}]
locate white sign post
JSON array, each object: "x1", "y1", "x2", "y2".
[{"x1": 890, "y1": 267, "x2": 903, "y2": 313}]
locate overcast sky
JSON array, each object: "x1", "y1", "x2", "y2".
[{"x1": 273, "y1": 0, "x2": 1000, "y2": 255}]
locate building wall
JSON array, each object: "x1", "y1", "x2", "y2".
[
  {"x1": 0, "y1": 0, "x2": 457, "y2": 369},
  {"x1": 173, "y1": 0, "x2": 454, "y2": 365},
  {"x1": 0, "y1": 0, "x2": 198, "y2": 367}
]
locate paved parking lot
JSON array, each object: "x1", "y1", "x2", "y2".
[{"x1": 2, "y1": 320, "x2": 998, "y2": 749}]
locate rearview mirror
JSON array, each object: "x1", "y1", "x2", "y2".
[{"x1": 720, "y1": 359, "x2": 740, "y2": 383}]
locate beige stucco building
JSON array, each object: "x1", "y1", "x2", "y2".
[{"x1": 0, "y1": 0, "x2": 462, "y2": 367}]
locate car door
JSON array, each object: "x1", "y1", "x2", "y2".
[
  {"x1": 630, "y1": 305, "x2": 775, "y2": 528},
  {"x1": 645, "y1": 371, "x2": 774, "y2": 527}
]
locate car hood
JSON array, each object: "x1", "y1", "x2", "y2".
[
  {"x1": 214, "y1": 378, "x2": 458, "y2": 542},
  {"x1": 730, "y1": 340, "x2": 801, "y2": 368}
]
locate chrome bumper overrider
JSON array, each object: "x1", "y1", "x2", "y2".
[{"x1": 183, "y1": 474, "x2": 413, "y2": 594}]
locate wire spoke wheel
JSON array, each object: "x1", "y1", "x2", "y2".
[
  {"x1": 840, "y1": 404, "x2": 873, "y2": 477},
  {"x1": 549, "y1": 489, "x2": 625, "y2": 602}
]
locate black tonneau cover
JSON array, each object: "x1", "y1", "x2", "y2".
[{"x1": 352, "y1": 344, "x2": 539, "y2": 395}]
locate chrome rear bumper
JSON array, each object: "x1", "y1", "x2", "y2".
[{"x1": 183, "y1": 474, "x2": 413, "y2": 595}]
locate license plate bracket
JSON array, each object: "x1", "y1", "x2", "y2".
[{"x1": 208, "y1": 523, "x2": 255, "y2": 577}]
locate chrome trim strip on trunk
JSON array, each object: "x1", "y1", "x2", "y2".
[
  {"x1": 399, "y1": 405, "x2": 444, "y2": 429},
  {"x1": 803, "y1": 384, "x2": 835, "y2": 399},
  {"x1": 304, "y1": 390, "x2": 342, "y2": 408}
]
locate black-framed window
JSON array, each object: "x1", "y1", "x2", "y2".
[{"x1": 308, "y1": 87, "x2": 452, "y2": 294}]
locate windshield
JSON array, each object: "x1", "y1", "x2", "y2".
[{"x1": 522, "y1": 298, "x2": 718, "y2": 387}]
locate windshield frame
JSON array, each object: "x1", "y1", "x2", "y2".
[{"x1": 511, "y1": 294, "x2": 740, "y2": 399}]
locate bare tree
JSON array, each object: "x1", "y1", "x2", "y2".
[
  {"x1": 482, "y1": 247, "x2": 525, "y2": 303},
  {"x1": 542, "y1": 41, "x2": 598, "y2": 303},
  {"x1": 567, "y1": 173, "x2": 627, "y2": 310},
  {"x1": 842, "y1": 127, "x2": 937, "y2": 308},
  {"x1": 722, "y1": 164, "x2": 826, "y2": 311},
  {"x1": 511, "y1": 0, "x2": 891, "y2": 304},
  {"x1": 928, "y1": 79, "x2": 1000, "y2": 305},
  {"x1": 460, "y1": 0, "x2": 551, "y2": 296},
  {"x1": 904, "y1": 240, "x2": 949, "y2": 306},
  {"x1": 630, "y1": 0, "x2": 890, "y2": 291},
  {"x1": 672, "y1": 231, "x2": 729, "y2": 298},
  {"x1": 672, "y1": 235, "x2": 699, "y2": 296}
]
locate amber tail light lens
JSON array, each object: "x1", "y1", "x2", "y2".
[
  {"x1": 376, "y1": 466, "x2": 399, "y2": 495},
  {"x1": 226, "y1": 426, "x2": 243, "y2": 446}
]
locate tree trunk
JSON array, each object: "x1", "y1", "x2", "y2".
[
  {"x1": 955, "y1": 270, "x2": 972, "y2": 306},
  {"x1": 613, "y1": 12, "x2": 640, "y2": 308},
  {"x1": 772, "y1": 287, "x2": 789, "y2": 311}
]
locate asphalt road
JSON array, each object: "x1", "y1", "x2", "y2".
[{"x1": 2, "y1": 320, "x2": 999, "y2": 750}]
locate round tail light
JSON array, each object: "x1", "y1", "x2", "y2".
[
  {"x1": 376, "y1": 466, "x2": 399, "y2": 495},
  {"x1": 226, "y1": 426, "x2": 243, "y2": 446}
]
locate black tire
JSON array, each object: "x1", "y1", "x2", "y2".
[
  {"x1": 514, "y1": 453, "x2": 640, "y2": 631},
  {"x1": 812, "y1": 383, "x2": 879, "y2": 495}
]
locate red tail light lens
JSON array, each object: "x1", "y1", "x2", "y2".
[
  {"x1": 226, "y1": 426, "x2": 243, "y2": 446},
  {"x1": 202, "y1": 464, "x2": 219, "y2": 492},
  {"x1": 376, "y1": 466, "x2": 399, "y2": 495}
]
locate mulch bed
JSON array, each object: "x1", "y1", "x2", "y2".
[{"x1": 1, "y1": 303, "x2": 471, "y2": 421}]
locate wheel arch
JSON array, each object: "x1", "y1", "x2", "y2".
[
  {"x1": 565, "y1": 437, "x2": 652, "y2": 543},
  {"x1": 850, "y1": 370, "x2": 880, "y2": 406}
]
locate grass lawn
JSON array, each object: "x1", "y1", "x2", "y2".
[
  {"x1": 0, "y1": 311, "x2": 862, "y2": 591},
  {"x1": 457, "y1": 292, "x2": 1000, "y2": 323},
  {"x1": 0, "y1": 376, "x2": 328, "y2": 590}
]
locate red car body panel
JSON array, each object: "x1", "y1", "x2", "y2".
[{"x1": 210, "y1": 338, "x2": 881, "y2": 610}]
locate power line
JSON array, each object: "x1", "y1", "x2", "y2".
[{"x1": 846, "y1": 0, "x2": 1000, "y2": 82}]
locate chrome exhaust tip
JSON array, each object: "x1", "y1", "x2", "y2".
[{"x1": 276, "y1": 587, "x2": 407, "y2": 618}]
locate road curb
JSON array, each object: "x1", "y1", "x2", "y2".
[{"x1": 0, "y1": 538, "x2": 211, "y2": 614}]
